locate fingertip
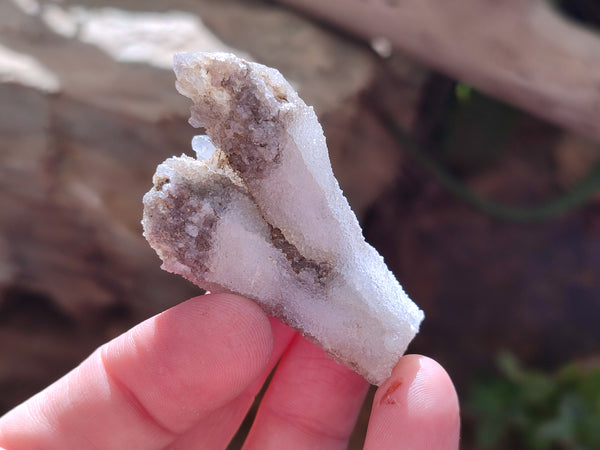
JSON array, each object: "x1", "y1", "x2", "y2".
[
  {"x1": 366, "y1": 355, "x2": 460, "y2": 449},
  {"x1": 103, "y1": 292, "x2": 274, "y2": 432},
  {"x1": 379, "y1": 355, "x2": 458, "y2": 413},
  {"x1": 164, "y1": 292, "x2": 274, "y2": 363},
  {"x1": 141, "y1": 292, "x2": 274, "y2": 387}
]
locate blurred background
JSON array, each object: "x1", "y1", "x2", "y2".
[{"x1": 1, "y1": 0, "x2": 600, "y2": 448}]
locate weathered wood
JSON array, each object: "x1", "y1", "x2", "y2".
[{"x1": 278, "y1": 0, "x2": 600, "y2": 140}]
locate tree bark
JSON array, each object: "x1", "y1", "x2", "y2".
[{"x1": 278, "y1": 0, "x2": 600, "y2": 141}]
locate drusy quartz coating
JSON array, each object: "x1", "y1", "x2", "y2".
[{"x1": 142, "y1": 52, "x2": 424, "y2": 385}]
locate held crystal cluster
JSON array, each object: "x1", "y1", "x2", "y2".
[{"x1": 142, "y1": 52, "x2": 424, "y2": 385}]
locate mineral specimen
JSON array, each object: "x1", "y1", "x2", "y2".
[{"x1": 142, "y1": 52, "x2": 424, "y2": 385}]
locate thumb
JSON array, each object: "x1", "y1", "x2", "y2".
[{"x1": 365, "y1": 355, "x2": 460, "y2": 449}]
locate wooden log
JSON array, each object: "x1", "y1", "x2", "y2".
[{"x1": 278, "y1": 0, "x2": 600, "y2": 141}]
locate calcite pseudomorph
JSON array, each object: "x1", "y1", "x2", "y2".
[{"x1": 142, "y1": 52, "x2": 424, "y2": 385}]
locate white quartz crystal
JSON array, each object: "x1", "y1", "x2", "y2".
[
  {"x1": 191, "y1": 135, "x2": 216, "y2": 161},
  {"x1": 142, "y1": 52, "x2": 424, "y2": 385}
]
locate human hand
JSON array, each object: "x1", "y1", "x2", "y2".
[{"x1": 0, "y1": 293, "x2": 459, "y2": 449}]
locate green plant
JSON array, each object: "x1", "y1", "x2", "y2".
[{"x1": 469, "y1": 353, "x2": 600, "y2": 449}]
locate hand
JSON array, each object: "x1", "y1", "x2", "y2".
[{"x1": 0, "y1": 293, "x2": 460, "y2": 449}]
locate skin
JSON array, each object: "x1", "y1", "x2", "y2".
[{"x1": 0, "y1": 293, "x2": 460, "y2": 449}]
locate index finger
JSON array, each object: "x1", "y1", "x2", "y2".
[{"x1": 0, "y1": 293, "x2": 273, "y2": 450}]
